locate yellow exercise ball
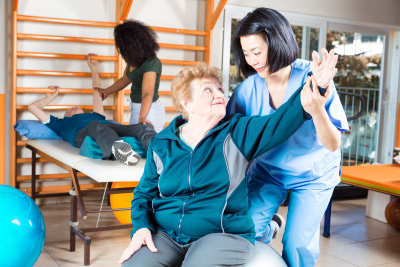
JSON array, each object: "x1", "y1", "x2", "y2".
[{"x1": 110, "y1": 182, "x2": 137, "y2": 225}]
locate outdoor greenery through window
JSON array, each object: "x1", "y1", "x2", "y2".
[{"x1": 328, "y1": 30, "x2": 383, "y2": 166}]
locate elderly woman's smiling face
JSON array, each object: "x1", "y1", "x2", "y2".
[{"x1": 183, "y1": 77, "x2": 226, "y2": 120}]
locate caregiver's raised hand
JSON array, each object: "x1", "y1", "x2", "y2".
[
  {"x1": 300, "y1": 75, "x2": 330, "y2": 117},
  {"x1": 311, "y1": 48, "x2": 338, "y2": 88},
  {"x1": 119, "y1": 228, "x2": 157, "y2": 264}
]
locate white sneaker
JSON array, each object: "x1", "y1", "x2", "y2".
[
  {"x1": 269, "y1": 214, "x2": 285, "y2": 246},
  {"x1": 111, "y1": 141, "x2": 141, "y2": 166}
]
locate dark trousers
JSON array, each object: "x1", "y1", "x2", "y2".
[
  {"x1": 122, "y1": 231, "x2": 254, "y2": 267},
  {"x1": 75, "y1": 121, "x2": 156, "y2": 159}
]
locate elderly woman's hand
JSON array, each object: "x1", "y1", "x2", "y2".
[
  {"x1": 118, "y1": 228, "x2": 157, "y2": 264},
  {"x1": 311, "y1": 48, "x2": 338, "y2": 88},
  {"x1": 300, "y1": 75, "x2": 330, "y2": 117}
]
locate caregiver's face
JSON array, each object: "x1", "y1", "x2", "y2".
[
  {"x1": 189, "y1": 78, "x2": 226, "y2": 119},
  {"x1": 240, "y1": 34, "x2": 270, "y2": 78}
]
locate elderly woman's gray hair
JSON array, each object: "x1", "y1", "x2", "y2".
[{"x1": 171, "y1": 62, "x2": 223, "y2": 119}]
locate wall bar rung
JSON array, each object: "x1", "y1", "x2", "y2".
[
  {"x1": 123, "y1": 106, "x2": 175, "y2": 111},
  {"x1": 161, "y1": 75, "x2": 174, "y2": 80},
  {"x1": 17, "y1": 70, "x2": 116, "y2": 78},
  {"x1": 124, "y1": 90, "x2": 171, "y2": 96},
  {"x1": 18, "y1": 34, "x2": 206, "y2": 51},
  {"x1": 17, "y1": 53, "x2": 194, "y2": 63},
  {"x1": 160, "y1": 59, "x2": 196, "y2": 65},
  {"x1": 159, "y1": 43, "x2": 206, "y2": 51},
  {"x1": 17, "y1": 51, "x2": 117, "y2": 61},
  {"x1": 17, "y1": 88, "x2": 94, "y2": 94},
  {"x1": 17, "y1": 105, "x2": 116, "y2": 111},
  {"x1": 16, "y1": 15, "x2": 207, "y2": 36},
  {"x1": 152, "y1": 27, "x2": 207, "y2": 36},
  {"x1": 17, "y1": 33, "x2": 114, "y2": 44},
  {"x1": 17, "y1": 15, "x2": 117, "y2": 27},
  {"x1": 17, "y1": 172, "x2": 87, "y2": 181}
]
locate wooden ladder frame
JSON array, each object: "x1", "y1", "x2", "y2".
[{"x1": 11, "y1": 0, "x2": 227, "y2": 196}]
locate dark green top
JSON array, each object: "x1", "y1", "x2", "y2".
[{"x1": 126, "y1": 57, "x2": 162, "y2": 103}]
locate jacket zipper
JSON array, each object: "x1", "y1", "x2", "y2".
[{"x1": 176, "y1": 150, "x2": 194, "y2": 243}]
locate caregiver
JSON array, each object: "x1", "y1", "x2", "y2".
[
  {"x1": 93, "y1": 20, "x2": 165, "y2": 133},
  {"x1": 227, "y1": 7, "x2": 348, "y2": 267}
]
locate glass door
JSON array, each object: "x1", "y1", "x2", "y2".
[
  {"x1": 326, "y1": 25, "x2": 387, "y2": 165},
  {"x1": 222, "y1": 6, "x2": 389, "y2": 165}
]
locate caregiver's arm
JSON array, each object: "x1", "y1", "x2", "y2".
[
  {"x1": 309, "y1": 75, "x2": 341, "y2": 151},
  {"x1": 311, "y1": 49, "x2": 342, "y2": 151},
  {"x1": 94, "y1": 65, "x2": 131, "y2": 101},
  {"x1": 231, "y1": 76, "x2": 328, "y2": 161},
  {"x1": 119, "y1": 143, "x2": 159, "y2": 264}
]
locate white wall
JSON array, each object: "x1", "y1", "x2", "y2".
[
  {"x1": 5, "y1": 0, "x2": 207, "y2": 189},
  {"x1": 225, "y1": 0, "x2": 400, "y2": 27}
]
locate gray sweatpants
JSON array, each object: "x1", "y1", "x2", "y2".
[{"x1": 121, "y1": 231, "x2": 255, "y2": 267}]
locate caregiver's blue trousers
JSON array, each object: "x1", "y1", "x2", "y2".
[{"x1": 248, "y1": 177, "x2": 334, "y2": 267}]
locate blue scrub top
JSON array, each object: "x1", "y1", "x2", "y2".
[{"x1": 226, "y1": 59, "x2": 349, "y2": 189}]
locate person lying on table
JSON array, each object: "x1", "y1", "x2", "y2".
[
  {"x1": 119, "y1": 62, "x2": 333, "y2": 267},
  {"x1": 27, "y1": 56, "x2": 157, "y2": 166}
]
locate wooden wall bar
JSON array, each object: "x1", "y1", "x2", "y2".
[
  {"x1": 17, "y1": 88, "x2": 95, "y2": 94},
  {"x1": 17, "y1": 70, "x2": 117, "y2": 78},
  {"x1": 11, "y1": 0, "x2": 18, "y2": 188},
  {"x1": 17, "y1": 15, "x2": 208, "y2": 36},
  {"x1": 16, "y1": 105, "x2": 116, "y2": 111},
  {"x1": 10, "y1": 0, "x2": 227, "y2": 196},
  {"x1": 17, "y1": 52, "x2": 118, "y2": 61}
]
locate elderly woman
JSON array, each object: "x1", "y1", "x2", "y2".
[{"x1": 119, "y1": 62, "x2": 331, "y2": 267}]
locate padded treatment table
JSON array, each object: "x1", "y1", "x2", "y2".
[
  {"x1": 323, "y1": 164, "x2": 400, "y2": 237},
  {"x1": 26, "y1": 139, "x2": 146, "y2": 266}
]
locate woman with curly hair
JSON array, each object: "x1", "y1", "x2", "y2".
[{"x1": 92, "y1": 20, "x2": 165, "y2": 132}]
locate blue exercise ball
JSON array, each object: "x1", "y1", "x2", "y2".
[{"x1": 0, "y1": 185, "x2": 46, "y2": 267}]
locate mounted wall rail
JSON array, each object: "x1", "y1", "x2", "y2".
[
  {"x1": 17, "y1": 70, "x2": 116, "y2": 77},
  {"x1": 18, "y1": 34, "x2": 207, "y2": 51},
  {"x1": 17, "y1": 15, "x2": 117, "y2": 27},
  {"x1": 17, "y1": 15, "x2": 208, "y2": 36},
  {"x1": 17, "y1": 52, "x2": 118, "y2": 61},
  {"x1": 17, "y1": 52, "x2": 196, "y2": 66},
  {"x1": 124, "y1": 90, "x2": 171, "y2": 95},
  {"x1": 16, "y1": 105, "x2": 116, "y2": 110},
  {"x1": 10, "y1": 0, "x2": 227, "y2": 199},
  {"x1": 17, "y1": 88, "x2": 95, "y2": 94}
]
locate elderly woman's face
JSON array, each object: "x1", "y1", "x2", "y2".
[{"x1": 188, "y1": 78, "x2": 226, "y2": 119}]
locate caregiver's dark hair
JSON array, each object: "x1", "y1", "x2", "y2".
[
  {"x1": 114, "y1": 20, "x2": 160, "y2": 68},
  {"x1": 232, "y1": 8, "x2": 299, "y2": 77}
]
